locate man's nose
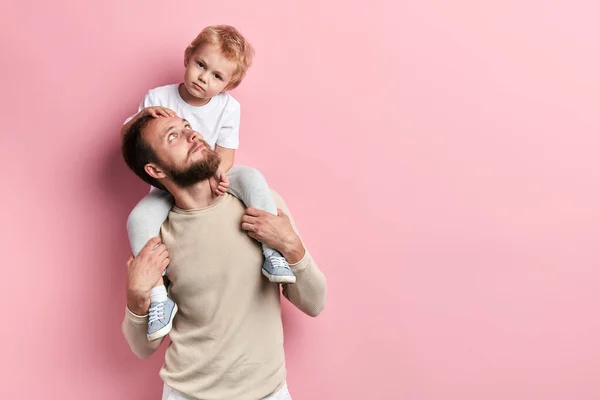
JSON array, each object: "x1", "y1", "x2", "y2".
[{"x1": 187, "y1": 130, "x2": 203, "y2": 142}]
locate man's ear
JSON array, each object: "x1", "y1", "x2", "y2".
[{"x1": 145, "y1": 163, "x2": 167, "y2": 180}]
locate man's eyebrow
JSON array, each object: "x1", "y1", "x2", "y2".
[
  {"x1": 164, "y1": 120, "x2": 190, "y2": 137},
  {"x1": 164, "y1": 125, "x2": 177, "y2": 136}
]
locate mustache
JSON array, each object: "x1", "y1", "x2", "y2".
[{"x1": 189, "y1": 139, "x2": 211, "y2": 156}]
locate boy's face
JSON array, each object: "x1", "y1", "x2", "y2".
[{"x1": 182, "y1": 44, "x2": 237, "y2": 105}]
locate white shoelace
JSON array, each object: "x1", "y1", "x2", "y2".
[
  {"x1": 148, "y1": 302, "x2": 166, "y2": 324},
  {"x1": 269, "y1": 255, "x2": 288, "y2": 269}
]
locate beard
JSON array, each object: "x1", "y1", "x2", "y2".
[{"x1": 167, "y1": 148, "x2": 221, "y2": 188}]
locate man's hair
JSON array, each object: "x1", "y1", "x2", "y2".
[
  {"x1": 184, "y1": 25, "x2": 254, "y2": 91},
  {"x1": 121, "y1": 115, "x2": 166, "y2": 191}
]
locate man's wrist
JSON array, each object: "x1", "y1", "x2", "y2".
[
  {"x1": 281, "y1": 238, "x2": 305, "y2": 265},
  {"x1": 127, "y1": 290, "x2": 150, "y2": 316}
]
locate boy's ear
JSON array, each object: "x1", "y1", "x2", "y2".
[
  {"x1": 145, "y1": 163, "x2": 167, "y2": 180},
  {"x1": 184, "y1": 49, "x2": 191, "y2": 67}
]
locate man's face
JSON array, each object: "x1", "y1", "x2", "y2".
[{"x1": 143, "y1": 116, "x2": 220, "y2": 187}]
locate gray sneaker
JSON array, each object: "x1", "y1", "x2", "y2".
[
  {"x1": 262, "y1": 252, "x2": 296, "y2": 284},
  {"x1": 147, "y1": 298, "x2": 178, "y2": 341}
]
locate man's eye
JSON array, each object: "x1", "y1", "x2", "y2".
[
  {"x1": 185, "y1": 125, "x2": 192, "y2": 130},
  {"x1": 168, "y1": 133, "x2": 177, "y2": 141}
]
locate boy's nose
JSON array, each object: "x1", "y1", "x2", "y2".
[{"x1": 198, "y1": 71, "x2": 207, "y2": 83}]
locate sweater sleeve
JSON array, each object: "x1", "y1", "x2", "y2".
[
  {"x1": 272, "y1": 191, "x2": 327, "y2": 317},
  {"x1": 122, "y1": 307, "x2": 166, "y2": 359}
]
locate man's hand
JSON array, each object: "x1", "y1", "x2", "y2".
[
  {"x1": 141, "y1": 106, "x2": 177, "y2": 119},
  {"x1": 241, "y1": 208, "x2": 305, "y2": 264},
  {"x1": 209, "y1": 169, "x2": 230, "y2": 196},
  {"x1": 126, "y1": 237, "x2": 170, "y2": 315}
]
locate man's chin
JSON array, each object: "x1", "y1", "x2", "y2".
[{"x1": 168, "y1": 153, "x2": 221, "y2": 187}]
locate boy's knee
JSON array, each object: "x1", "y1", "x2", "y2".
[
  {"x1": 235, "y1": 165, "x2": 267, "y2": 185},
  {"x1": 126, "y1": 206, "x2": 146, "y2": 234}
]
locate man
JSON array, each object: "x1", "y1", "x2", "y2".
[{"x1": 121, "y1": 113, "x2": 327, "y2": 400}]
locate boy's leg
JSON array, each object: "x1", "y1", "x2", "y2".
[
  {"x1": 227, "y1": 165, "x2": 296, "y2": 284},
  {"x1": 127, "y1": 187, "x2": 173, "y2": 256},
  {"x1": 147, "y1": 276, "x2": 177, "y2": 341},
  {"x1": 127, "y1": 187, "x2": 178, "y2": 340}
]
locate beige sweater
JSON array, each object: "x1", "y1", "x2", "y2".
[{"x1": 122, "y1": 191, "x2": 327, "y2": 400}]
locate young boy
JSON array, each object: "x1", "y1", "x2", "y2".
[{"x1": 122, "y1": 25, "x2": 295, "y2": 342}]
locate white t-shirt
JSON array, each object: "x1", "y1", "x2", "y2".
[{"x1": 129, "y1": 84, "x2": 240, "y2": 150}]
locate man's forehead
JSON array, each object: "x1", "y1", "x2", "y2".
[{"x1": 146, "y1": 117, "x2": 188, "y2": 138}]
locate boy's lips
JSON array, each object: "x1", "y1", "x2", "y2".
[{"x1": 193, "y1": 82, "x2": 204, "y2": 91}]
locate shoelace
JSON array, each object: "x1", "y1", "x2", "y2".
[
  {"x1": 269, "y1": 255, "x2": 288, "y2": 269},
  {"x1": 148, "y1": 302, "x2": 166, "y2": 324}
]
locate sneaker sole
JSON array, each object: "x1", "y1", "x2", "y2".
[
  {"x1": 147, "y1": 303, "x2": 178, "y2": 341},
  {"x1": 262, "y1": 268, "x2": 296, "y2": 284}
]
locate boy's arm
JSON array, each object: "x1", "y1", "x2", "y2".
[
  {"x1": 215, "y1": 145, "x2": 235, "y2": 172},
  {"x1": 209, "y1": 98, "x2": 240, "y2": 194},
  {"x1": 120, "y1": 90, "x2": 176, "y2": 137},
  {"x1": 215, "y1": 97, "x2": 241, "y2": 157},
  {"x1": 120, "y1": 113, "x2": 140, "y2": 137},
  {"x1": 209, "y1": 146, "x2": 235, "y2": 196},
  {"x1": 120, "y1": 106, "x2": 177, "y2": 138},
  {"x1": 121, "y1": 91, "x2": 153, "y2": 137}
]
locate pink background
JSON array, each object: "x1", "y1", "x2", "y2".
[{"x1": 2, "y1": 1, "x2": 599, "y2": 399}]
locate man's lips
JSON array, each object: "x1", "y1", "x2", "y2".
[{"x1": 190, "y1": 142, "x2": 205, "y2": 155}]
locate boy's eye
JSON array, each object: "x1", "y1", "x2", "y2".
[
  {"x1": 196, "y1": 61, "x2": 205, "y2": 69},
  {"x1": 214, "y1": 74, "x2": 222, "y2": 80}
]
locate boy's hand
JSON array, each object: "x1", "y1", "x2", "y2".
[
  {"x1": 141, "y1": 106, "x2": 177, "y2": 119},
  {"x1": 209, "y1": 169, "x2": 230, "y2": 196},
  {"x1": 121, "y1": 107, "x2": 178, "y2": 140}
]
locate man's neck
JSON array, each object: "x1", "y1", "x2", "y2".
[{"x1": 167, "y1": 180, "x2": 219, "y2": 210}]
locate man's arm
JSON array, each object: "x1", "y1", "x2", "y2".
[
  {"x1": 242, "y1": 191, "x2": 327, "y2": 317},
  {"x1": 121, "y1": 238, "x2": 170, "y2": 358},
  {"x1": 280, "y1": 251, "x2": 327, "y2": 317},
  {"x1": 122, "y1": 307, "x2": 166, "y2": 359},
  {"x1": 275, "y1": 192, "x2": 327, "y2": 317}
]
